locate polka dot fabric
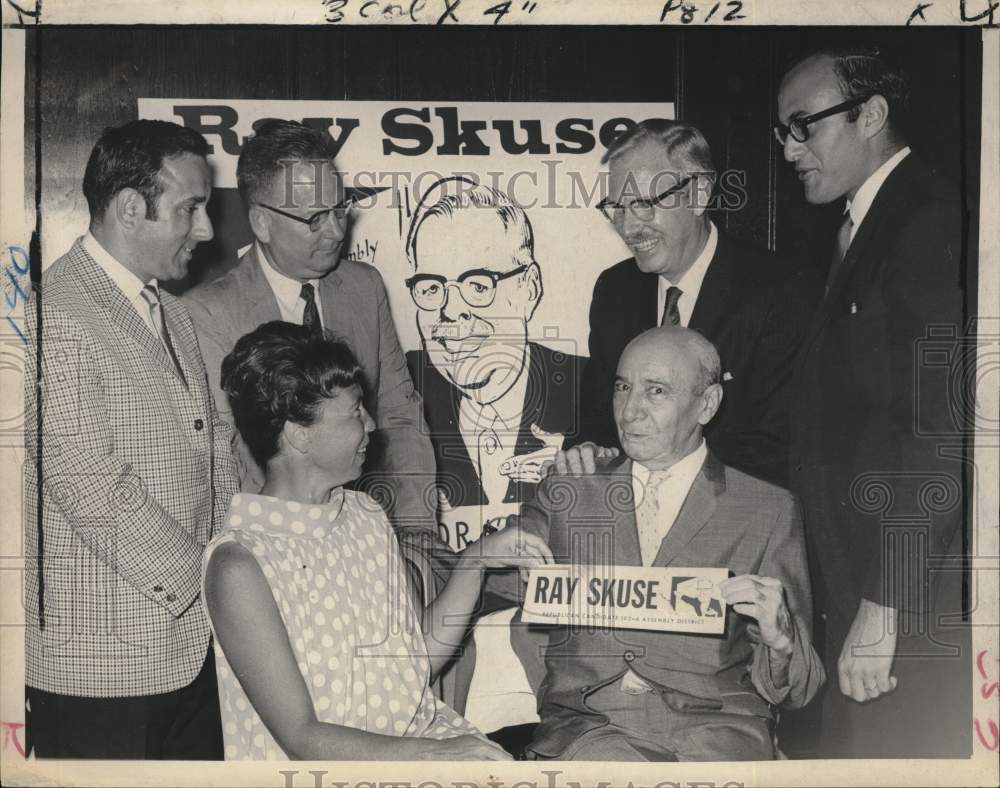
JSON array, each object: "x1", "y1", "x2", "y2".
[{"x1": 203, "y1": 492, "x2": 483, "y2": 760}]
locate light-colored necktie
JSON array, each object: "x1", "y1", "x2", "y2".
[
  {"x1": 635, "y1": 469, "x2": 671, "y2": 566},
  {"x1": 140, "y1": 284, "x2": 186, "y2": 384},
  {"x1": 825, "y1": 209, "x2": 854, "y2": 296}
]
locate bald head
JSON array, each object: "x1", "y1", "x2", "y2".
[
  {"x1": 625, "y1": 326, "x2": 721, "y2": 392},
  {"x1": 613, "y1": 327, "x2": 723, "y2": 470}
]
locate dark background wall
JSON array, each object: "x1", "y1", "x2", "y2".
[{"x1": 25, "y1": 26, "x2": 981, "y2": 299}]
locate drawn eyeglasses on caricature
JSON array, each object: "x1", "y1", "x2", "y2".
[{"x1": 405, "y1": 264, "x2": 528, "y2": 310}]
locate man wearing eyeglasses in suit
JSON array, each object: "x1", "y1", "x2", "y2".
[
  {"x1": 184, "y1": 120, "x2": 442, "y2": 598},
  {"x1": 776, "y1": 47, "x2": 970, "y2": 758},
  {"x1": 574, "y1": 119, "x2": 817, "y2": 489}
]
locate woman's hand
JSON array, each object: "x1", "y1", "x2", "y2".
[{"x1": 457, "y1": 525, "x2": 553, "y2": 572}]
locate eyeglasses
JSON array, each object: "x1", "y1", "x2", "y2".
[
  {"x1": 405, "y1": 265, "x2": 528, "y2": 311},
  {"x1": 257, "y1": 199, "x2": 354, "y2": 232},
  {"x1": 773, "y1": 94, "x2": 873, "y2": 145},
  {"x1": 596, "y1": 175, "x2": 694, "y2": 223}
]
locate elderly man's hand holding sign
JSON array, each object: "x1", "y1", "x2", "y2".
[{"x1": 720, "y1": 574, "x2": 796, "y2": 687}]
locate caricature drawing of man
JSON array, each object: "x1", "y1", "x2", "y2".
[{"x1": 403, "y1": 176, "x2": 585, "y2": 755}]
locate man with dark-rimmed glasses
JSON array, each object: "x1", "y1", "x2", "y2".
[
  {"x1": 574, "y1": 118, "x2": 816, "y2": 490},
  {"x1": 777, "y1": 47, "x2": 970, "y2": 759},
  {"x1": 183, "y1": 119, "x2": 442, "y2": 602}
]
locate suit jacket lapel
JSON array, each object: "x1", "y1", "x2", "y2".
[
  {"x1": 73, "y1": 245, "x2": 186, "y2": 387},
  {"x1": 242, "y1": 245, "x2": 288, "y2": 327},
  {"x1": 688, "y1": 234, "x2": 734, "y2": 339},
  {"x1": 801, "y1": 155, "x2": 922, "y2": 352},
  {"x1": 613, "y1": 459, "x2": 644, "y2": 566},
  {"x1": 652, "y1": 452, "x2": 725, "y2": 567},
  {"x1": 417, "y1": 352, "x2": 484, "y2": 505}
]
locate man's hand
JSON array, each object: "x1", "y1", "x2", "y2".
[
  {"x1": 837, "y1": 598, "x2": 898, "y2": 703},
  {"x1": 498, "y1": 423, "x2": 565, "y2": 482},
  {"x1": 720, "y1": 575, "x2": 795, "y2": 656},
  {"x1": 553, "y1": 441, "x2": 620, "y2": 477}
]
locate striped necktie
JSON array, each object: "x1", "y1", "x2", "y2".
[
  {"x1": 140, "y1": 284, "x2": 186, "y2": 385},
  {"x1": 661, "y1": 286, "x2": 682, "y2": 327}
]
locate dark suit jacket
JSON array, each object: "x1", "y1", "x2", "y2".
[
  {"x1": 576, "y1": 229, "x2": 819, "y2": 488},
  {"x1": 789, "y1": 154, "x2": 968, "y2": 631},
  {"x1": 183, "y1": 244, "x2": 437, "y2": 526},
  {"x1": 407, "y1": 342, "x2": 584, "y2": 714},
  {"x1": 491, "y1": 452, "x2": 824, "y2": 759}
]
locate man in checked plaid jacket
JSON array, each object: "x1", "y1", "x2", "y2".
[{"x1": 23, "y1": 120, "x2": 238, "y2": 759}]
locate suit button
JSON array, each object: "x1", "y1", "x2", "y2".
[
  {"x1": 624, "y1": 650, "x2": 636, "y2": 662},
  {"x1": 165, "y1": 593, "x2": 177, "y2": 602},
  {"x1": 194, "y1": 419, "x2": 204, "y2": 431}
]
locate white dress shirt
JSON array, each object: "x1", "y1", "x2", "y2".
[
  {"x1": 846, "y1": 146, "x2": 911, "y2": 244},
  {"x1": 656, "y1": 221, "x2": 718, "y2": 327},
  {"x1": 82, "y1": 232, "x2": 160, "y2": 338},
  {"x1": 256, "y1": 242, "x2": 326, "y2": 328}
]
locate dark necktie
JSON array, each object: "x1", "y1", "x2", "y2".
[
  {"x1": 300, "y1": 283, "x2": 323, "y2": 337},
  {"x1": 661, "y1": 285, "x2": 683, "y2": 327},
  {"x1": 826, "y1": 210, "x2": 854, "y2": 296},
  {"x1": 140, "y1": 284, "x2": 186, "y2": 385}
]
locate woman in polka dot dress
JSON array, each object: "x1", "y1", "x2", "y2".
[{"x1": 202, "y1": 323, "x2": 552, "y2": 760}]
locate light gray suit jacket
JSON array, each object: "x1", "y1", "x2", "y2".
[
  {"x1": 24, "y1": 239, "x2": 238, "y2": 697},
  {"x1": 182, "y1": 245, "x2": 441, "y2": 572},
  {"x1": 491, "y1": 452, "x2": 825, "y2": 759}
]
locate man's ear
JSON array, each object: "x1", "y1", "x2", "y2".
[
  {"x1": 861, "y1": 94, "x2": 890, "y2": 140},
  {"x1": 698, "y1": 382, "x2": 723, "y2": 426},
  {"x1": 280, "y1": 420, "x2": 310, "y2": 457},
  {"x1": 248, "y1": 205, "x2": 271, "y2": 243},
  {"x1": 689, "y1": 175, "x2": 714, "y2": 219},
  {"x1": 115, "y1": 188, "x2": 146, "y2": 231},
  {"x1": 523, "y1": 262, "x2": 543, "y2": 321}
]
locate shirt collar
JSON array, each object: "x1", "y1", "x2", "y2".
[
  {"x1": 82, "y1": 231, "x2": 153, "y2": 300},
  {"x1": 847, "y1": 146, "x2": 911, "y2": 230},
  {"x1": 256, "y1": 241, "x2": 320, "y2": 314},
  {"x1": 661, "y1": 220, "x2": 717, "y2": 294},
  {"x1": 632, "y1": 439, "x2": 708, "y2": 489},
  {"x1": 458, "y1": 345, "x2": 533, "y2": 434}
]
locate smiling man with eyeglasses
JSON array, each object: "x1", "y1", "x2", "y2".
[
  {"x1": 184, "y1": 120, "x2": 442, "y2": 602},
  {"x1": 778, "y1": 48, "x2": 970, "y2": 760},
  {"x1": 574, "y1": 119, "x2": 815, "y2": 491}
]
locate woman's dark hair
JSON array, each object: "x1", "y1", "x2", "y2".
[{"x1": 221, "y1": 321, "x2": 365, "y2": 468}]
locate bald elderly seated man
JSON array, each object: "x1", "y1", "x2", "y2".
[{"x1": 492, "y1": 327, "x2": 824, "y2": 761}]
